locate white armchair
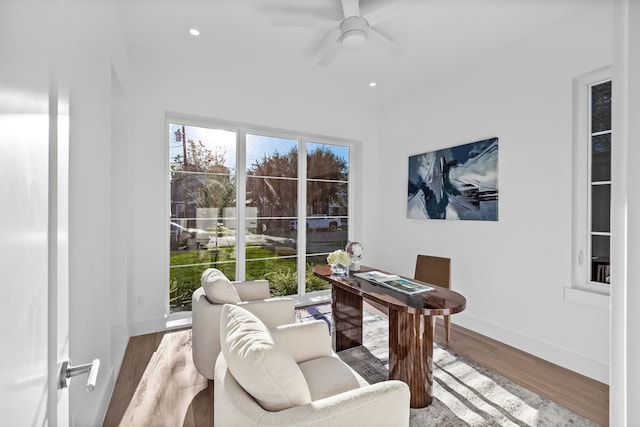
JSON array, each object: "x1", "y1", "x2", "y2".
[
  {"x1": 214, "y1": 304, "x2": 410, "y2": 427},
  {"x1": 191, "y1": 268, "x2": 295, "y2": 379}
]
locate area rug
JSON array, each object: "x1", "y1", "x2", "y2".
[{"x1": 296, "y1": 304, "x2": 599, "y2": 427}]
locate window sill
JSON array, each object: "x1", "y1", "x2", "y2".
[
  {"x1": 163, "y1": 290, "x2": 332, "y2": 331},
  {"x1": 564, "y1": 286, "x2": 610, "y2": 310},
  {"x1": 166, "y1": 311, "x2": 192, "y2": 330}
]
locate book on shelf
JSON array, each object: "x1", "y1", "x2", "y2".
[{"x1": 353, "y1": 271, "x2": 434, "y2": 295}]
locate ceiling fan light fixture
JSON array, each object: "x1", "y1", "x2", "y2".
[
  {"x1": 340, "y1": 15, "x2": 369, "y2": 50},
  {"x1": 342, "y1": 30, "x2": 367, "y2": 49}
]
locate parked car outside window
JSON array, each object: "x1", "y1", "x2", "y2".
[{"x1": 290, "y1": 214, "x2": 342, "y2": 232}]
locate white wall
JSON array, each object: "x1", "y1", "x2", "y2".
[
  {"x1": 59, "y1": 0, "x2": 640, "y2": 422},
  {"x1": 611, "y1": 0, "x2": 640, "y2": 423},
  {"x1": 125, "y1": 46, "x2": 379, "y2": 335},
  {"x1": 371, "y1": 2, "x2": 612, "y2": 383},
  {"x1": 65, "y1": 3, "x2": 130, "y2": 425},
  {"x1": 120, "y1": 0, "x2": 616, "y2": 385}
]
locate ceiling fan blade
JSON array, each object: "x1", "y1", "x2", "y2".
[
  {"x1": 362, "y1": 0, "x2": 423, "y2": 26},
  {"x1": 341, "y1": 0, "x2": 360, "y2": 18},
  {"x1": 368, "y1": 27, "x2": 405, "y2": 57},
  {"x1": 318, "y1": 31, "x2": 343, "y2": 66},
  {"x1": 271, "y1": 16, "x2": 339, "y2": 29}
]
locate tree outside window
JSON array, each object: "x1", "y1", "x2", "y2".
[{"x1": 169, "y1": 124, "x2": 350, "y2": 311}]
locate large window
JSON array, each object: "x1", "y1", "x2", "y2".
[
  {"x1": 169, "y1": 124, "x2": 238, "y2": 310},
  {"x1": 168, "y1": 121, "x2": 351, "y2": 311},
  {"x1": 304, "y1": 142, "x2": 349, "y2": 291}
]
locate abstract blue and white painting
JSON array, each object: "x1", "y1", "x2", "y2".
[{"x1": 407, "y1": 137, "x2": 498, "y2": 221}]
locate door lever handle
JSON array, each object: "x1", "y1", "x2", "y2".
[{"x1": 58, "y1": 359, "x2": 100, "y2": 391}]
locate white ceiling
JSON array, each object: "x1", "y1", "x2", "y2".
[{"x1": 116, "y1": 0, "x2": 594, "y2": 109}]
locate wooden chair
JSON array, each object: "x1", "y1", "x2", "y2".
[{"x1": 414, "y1": 255, "x2": 452, "y2": 341}]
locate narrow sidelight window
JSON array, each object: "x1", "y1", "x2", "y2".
[{"x1": 589, "y1": 80, "x2": 612, "y2": 284}]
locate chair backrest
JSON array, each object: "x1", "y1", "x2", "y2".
[{"x1": 414, "y1": 255, "x2": 451, "y2": 289}]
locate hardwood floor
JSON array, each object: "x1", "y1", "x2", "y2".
[
  {"x1": 103, "y1": 305, "x2": 608, "y2": 426},
  {"x1": 102, "y1": 327, "x2": 214, "y2": 427},
  {"x1": 366, "y1": 301, "x2": 609, "y2": 426},
  {"x1": 436, "y1": 324, "x2": 609, "y2": 426}
]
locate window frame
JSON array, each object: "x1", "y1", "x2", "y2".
[
  {"x1": 165, "y1": 114, "x2": 356, "y2": 313},
  {"x1": 567, "y1": 67, "x2": 612, "y2": 308},
  {"x1": 299, "y1": 137, "x2": 352, "y2": 291}
]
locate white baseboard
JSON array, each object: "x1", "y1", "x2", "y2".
[
  {"x1": 128, "y1": 316, "x2": 167, "y2": 337},
  {"x1": 125, "y1": 302, "x2": 608, "y2": 385},
  {"x1": 127, "y1": 293, "x2": 329, "y2": 338},
  {"x1": 454, "y1": 312, "x2": 609, "y2": 384},
  {"x1": 110, "y1": 325, "x2": 130, "y2": 379},
  {"x1": 90, "y1": 325, "x2": 130, "y2": 427},
  {"x1": 92, "y1": 367, "x2": 115, "y2": 427}
]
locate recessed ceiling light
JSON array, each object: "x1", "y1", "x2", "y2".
[
  {"x1": 369, "y1": 82, "x2": 377, "y2": 87},
  {"x1": 189, "y1": 28, "x2": 200, "y2": 37}
]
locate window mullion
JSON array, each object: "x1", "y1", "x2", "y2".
[
  {"x1": 297, "y1": 139, "x2": 307, "y2": 295},
  {"x1": 236, "y1": 130, "x2": 247, "y2": 280}
]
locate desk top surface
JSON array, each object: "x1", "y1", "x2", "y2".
[{"x1": 313, "y1": 264, "x2": 466, "y2": 316}]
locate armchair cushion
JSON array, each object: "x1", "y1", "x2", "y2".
[
  {"x1": 220, "y1": 304, "x2": 312, "y2": 411},
  {"x1": 270, "y1": 320, "x2": 332, "y2": 363},
  {"x1": 298, "y1": 355, "x2": 369, "y2": 401},
  {"x1": 201, "y1": 268, "x2": 240, "y2": 304}
]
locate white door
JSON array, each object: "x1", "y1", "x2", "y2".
[{"x1": 0, "y1": 1, "x2": 70, "y2": 425}]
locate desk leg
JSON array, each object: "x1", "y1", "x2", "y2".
[
  {"x1": 389, "y1": 309, "x2": 433, "y2": 408},
  {"x1": 331, "y1": 284, "x2": 363, "y2": 351}
]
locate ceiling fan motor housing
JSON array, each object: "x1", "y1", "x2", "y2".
[{"x1": 340, "y1": 16, "x2": 369, "y2": 49}]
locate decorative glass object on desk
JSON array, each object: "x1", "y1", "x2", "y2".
[
  {"x1": 345, "y1": 241, "x2": 363, "y2": 271},
  {"x1": 330, "y1": 263, "x2": 349, "y2": 276},
  {"x1": 327, "y1": 249, "x2": 351, "y2": 277}
]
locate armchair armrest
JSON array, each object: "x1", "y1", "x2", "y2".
[
  {"x1": 260, "y1": 381, "x2": 411, "y2": 427},
  {"x1": 233, "y1": 280, "x2": 270, "y2": 301},
  {"x1": 270, "y1": 320, "x2": 332, "y2": 363}
]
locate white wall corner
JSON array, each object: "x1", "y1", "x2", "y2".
[
  {"x1": 128, "y1": 316, "x2": 167, "y2": 337},
  {"x1": 110, "y1": 325, "x2": 130, "y2": 378}
]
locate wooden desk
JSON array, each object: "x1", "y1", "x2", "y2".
[{"x1": 313, "y1": 264, "x2": 466, "y2": 408}]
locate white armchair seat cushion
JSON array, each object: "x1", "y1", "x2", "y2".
[
  {"x1": 201, "y1": 268, "x2": 240, "y2": 304},
  {"x1": 299, "y1": 355, "x2": 369, "y2": 401},
  {"x1": 270, "y1": 320, "x2": 332, "y2": 363},
  {"x1": 220, "y1": 304, "x2": 312, "y2": 411}
]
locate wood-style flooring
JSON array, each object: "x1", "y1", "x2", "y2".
[
  {"x1": 103, "y1": 304, "x2": 609, "y2": 426},
  {"x1": 365, "y1": 302, "x2": 609, "y2": 426},
  {"x1": 102, "y1": 327, "x2": 213, "y2": 426}
]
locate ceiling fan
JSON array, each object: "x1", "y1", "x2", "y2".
[{"x1": 272, "y1": 0, "x2": 421, "y2": 66}]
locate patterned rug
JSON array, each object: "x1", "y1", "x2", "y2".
[{"x1": 296, "y1": 304, "x2": 599, "y2": 427}]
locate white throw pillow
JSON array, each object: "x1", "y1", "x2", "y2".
[
  {"x1": 201, "y1": 268, "x2": 240, "y2": 304},
  {"x1": 219, "y1": 304, "x2": 311, "y2": 411}
]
